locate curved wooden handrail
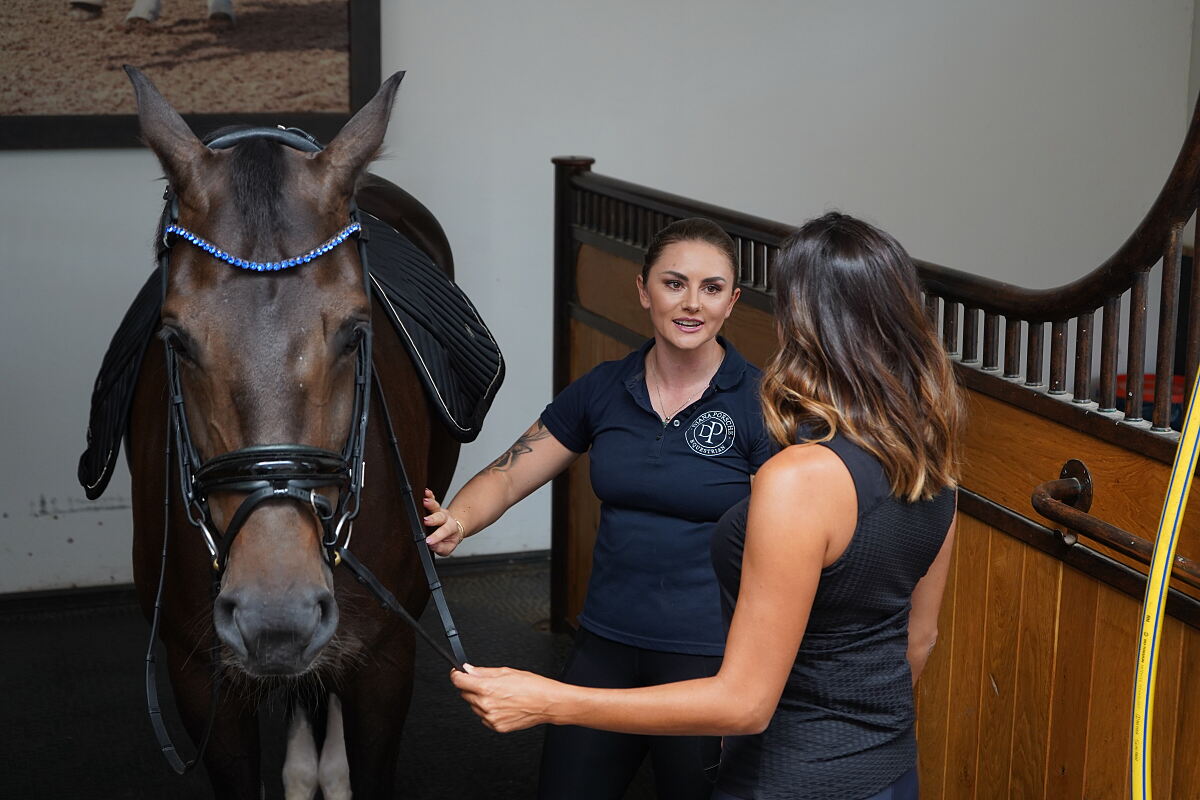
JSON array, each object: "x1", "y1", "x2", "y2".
[
  {"x1": 573, "y1": 94, "x2": 1200, "y2": 323},
  {"x1": 1031, "y1": 474, "x2": 1200, "y2": 590}
]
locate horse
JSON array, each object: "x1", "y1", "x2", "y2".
[
  {"x1": 68, "y1": 0, "x2": 234, "y2": 29},
  {"x1": 122, "y1": 67, "x2": 461, "y2": 798}
]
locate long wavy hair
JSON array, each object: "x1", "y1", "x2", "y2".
[{"x1": 761, "y1": 212, "x2": 963, "y2": 501}]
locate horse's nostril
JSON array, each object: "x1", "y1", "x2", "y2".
[
  {"x1": 316, "y1": 592, "x2": 336, "y2": 623},
  {"x1": 306, "y1": 590, "x2": 339, "y2": 660},
  {"x1": 213, "y1": 594, "x2": 248, "y2": 659}
]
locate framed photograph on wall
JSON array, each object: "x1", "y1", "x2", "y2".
[{"x1": 0, "y1": 0, "x2": 380, "y2": 149}]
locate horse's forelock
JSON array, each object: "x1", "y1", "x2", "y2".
[{"x1": 230, "y1": 139, "x2": 287, "y2": 234}]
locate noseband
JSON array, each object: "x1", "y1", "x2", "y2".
[{"x1": 147, "y1": 125, "x2": 466, "y2": 775}]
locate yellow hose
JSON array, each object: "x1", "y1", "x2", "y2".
[{"x1": 1130, "y1": 376, "x2": 1200, "y2": 800}]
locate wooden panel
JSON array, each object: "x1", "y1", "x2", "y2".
[
  {"x1": 1149, "y1": 617, "x2": 1184, "y2": 794},
  {"x1": 1171, "y1": 628, "x2": 1200, "y2": 794},
  {"x1": 975, "y1": 530, "x2": 1025, "y2": 797},
  {"x1": 1043, "y1": 563, "x2": 1099, "y2": 799},
  {"x1": 1081, "y1": 585, "x2": 1139, "y2": 798},
  {"x1": 575, "y1": 245, "x2": 649, "y2": 337},
  {"x1": 565, "y1": 453, "x2": 597, "y2": 624},
  {"x1": 942, "y1": 514, "x2": 990, "y2": 797},
  {"x1": 915, "y1": 520, "x2": 959, "y2": 798},
  {"x1": 961, "y1": 391, "x2": 1200, "y2": 570},
  {"x1": 1007, "y1": 545, "x2": 1060, "y2": 798},
  {"x1": 917, "y1": 508, "x2": 1200, "y2": 800}
]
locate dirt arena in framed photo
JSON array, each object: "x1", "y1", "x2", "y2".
[{"x1": 1, "y1": 0, "x2": 352, "y2": 117}]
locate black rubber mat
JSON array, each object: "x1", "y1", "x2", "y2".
[{"x1": 0, "y1": 556, "x2": 656, "y2": 799}]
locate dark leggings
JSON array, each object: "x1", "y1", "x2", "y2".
[{"x1": 537, "y1": 627, "x2": 722, "y2": 800}]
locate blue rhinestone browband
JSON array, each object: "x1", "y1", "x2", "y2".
[{"x1": 164, "y1": 221, "x2": 361, "y2": 272}]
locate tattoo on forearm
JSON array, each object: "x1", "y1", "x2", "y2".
[{"x1": 486, "y1": 421, "x2": 551, "y2": 473}]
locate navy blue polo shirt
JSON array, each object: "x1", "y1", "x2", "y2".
[{"x1": 541, "y1": 337, "x2": 775, "y2": 655}]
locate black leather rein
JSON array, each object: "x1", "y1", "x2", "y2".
[{"x1": 145, "y1": 126, "x2": 466, "y2": 776}]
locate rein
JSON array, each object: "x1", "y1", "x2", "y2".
[{"x1": 145, "y1": 126, "x2": 466, "y2": 776}]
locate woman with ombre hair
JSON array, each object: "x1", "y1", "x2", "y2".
[{"x1": 452, "y1": 212, "x2": 964, "y2": 800}]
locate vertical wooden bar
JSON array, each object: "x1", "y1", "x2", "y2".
[
  {"x1": 740, "y1": 239, "x2": 754, "y2": 286},
  {"x1": 1025, "y1": 321, "x2": 1044, "y2": 387},
  {"x1": 550, "y1": 156, "x2": 594, "y2": 632},
  {"x1": 1099, "y1": 296, "x2": 1120, "y2": 411},
  {"x1": 755, "y1": 242, "x2": 769, "y2": 289},
  {"x1": 942, "y1": 301, "x2": 960, "y2": 356},
  {"x1": 1073, "y1": 311, "x2": 1094, "y2": 404},
  {"x1": 926, "y1": 294, "x2": 940, "y2": 328},
  {"x1": 1049, "y1": 320, "x2": 1068, "y2": 394},
  {"x1": 1125, "y1": 273, "x2": 1149, "y2": 421},
  {"x1": 1153, "y1": 226, "x2": 1183, "y2": 430},
  {"x1": 963, "y1": 308, "x2": 980, "y2": 363},
  {"x1": 984, "y1": 313, "x2": 1000, "y2": 370},
  {"x1": 1004, "y1": 317, "x2": 1022, "y2": 378}
]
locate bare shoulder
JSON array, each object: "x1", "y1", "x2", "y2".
[
  {"x1": 749, "y1": 443, "x2": 857, "y2": 549},
  {"x1": 754, "y1": 442, "x2": 853, "y2": 493}
]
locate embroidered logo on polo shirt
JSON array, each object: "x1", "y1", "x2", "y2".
[{"x1": 686, "y1": 410, "x2": 736, "y2": 456}]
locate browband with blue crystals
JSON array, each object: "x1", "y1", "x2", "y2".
[{"x1": 164, "y1": 221, "x2": 361, "y2": 272}]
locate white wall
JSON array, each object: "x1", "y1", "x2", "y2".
[{"x1": 0, "y1": 0, "x2": 1193, "y2": 591}]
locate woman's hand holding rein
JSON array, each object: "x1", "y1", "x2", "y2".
[
  {"x1": 420, "y1": 418, "x2": 580, "y2": 558},
  {"x1": 423, "y1": 489, "x2": 467, "y2": 556}
]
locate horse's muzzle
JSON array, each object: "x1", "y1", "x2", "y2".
[{"x1": 213, "y1": 585, "x2": 339, "y2": 675}]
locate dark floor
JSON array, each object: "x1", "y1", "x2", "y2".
[{"x1": 0, "y1": 556, "x2": 655, "y2": 799}]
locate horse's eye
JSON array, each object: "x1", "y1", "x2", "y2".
[
  {"x1": 160, "y1": 325, "x2": 196, "y2": 363},
  {"x1": 341, "y1": 323, "x2": 369, "y2": 356}
]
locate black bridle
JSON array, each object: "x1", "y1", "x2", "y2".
[{"x1": 146, "y1": 125, "x2": 467, "y2": 775}]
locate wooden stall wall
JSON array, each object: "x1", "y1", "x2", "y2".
[{"x1": 549, "y1": 156, "x2": 1200, "y2": 798}]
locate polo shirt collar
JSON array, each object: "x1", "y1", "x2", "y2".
[{"x1": 624, "y1": 336, "x2": 749, "y2": 393}]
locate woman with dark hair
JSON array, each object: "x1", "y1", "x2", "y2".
[
  {"x1": 423, "y1": 217, "x2": 776, "y2": 799},
  {"x1": 452, "y1": 212, "x2": 963, "y2": 800}
]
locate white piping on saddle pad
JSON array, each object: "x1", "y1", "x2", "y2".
[{"x1": 369, "y1": 271, "x2": 503, "y2": 435}]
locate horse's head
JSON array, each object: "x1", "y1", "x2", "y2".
[{"x1": 128, "y1": 67, "x2": 401, "y2": 676}]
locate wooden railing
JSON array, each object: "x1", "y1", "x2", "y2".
[{"x1": 558, "y1": 89, "x2": 1200, "y2": 462}]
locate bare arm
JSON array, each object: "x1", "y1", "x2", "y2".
[
  {"x1": 423, "y1": 418, "x2": 579, "y2": 555},
  {"x1": 452, "y1": 444, "x2": 854, "y2": 735},
  {"x1": 907, "y1": 507, "x2": 957, "y2": 685}
]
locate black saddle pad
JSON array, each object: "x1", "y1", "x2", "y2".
[{"x1": 78, "y1": 215, "x2": 504, "y2": 499}]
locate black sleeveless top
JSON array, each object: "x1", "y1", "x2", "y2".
[{"x1": 709, "y1": 433, "x2": 955, "y2": 799}]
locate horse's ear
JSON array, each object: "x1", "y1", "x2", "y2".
[
  {"x1": 124, "y1": 66, "x2": 207, "y2": 190},
  {"x1": 319, "y1": 71, "x2": 405, "y2": 190}
]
